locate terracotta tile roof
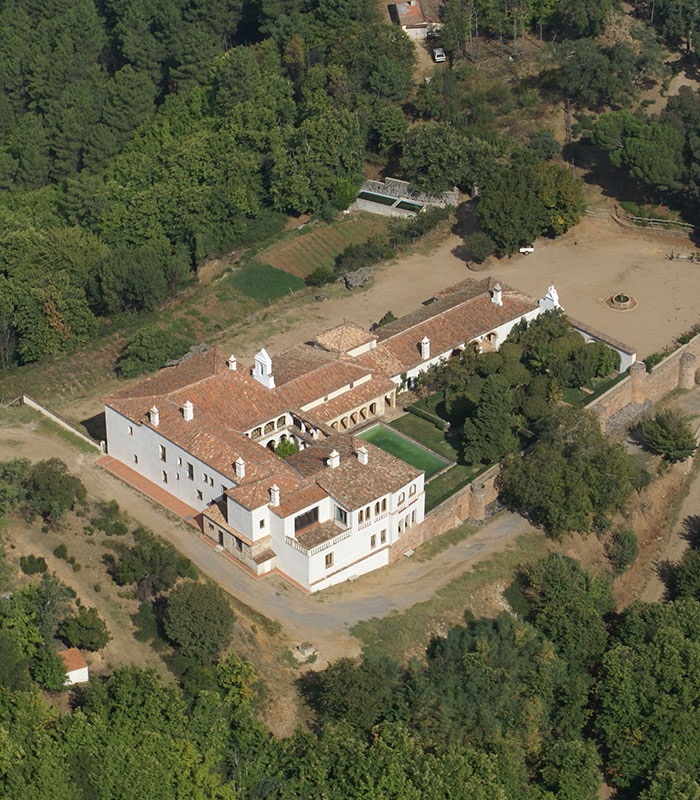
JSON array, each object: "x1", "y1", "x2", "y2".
[
  {"x1": 286, "y1": 434, "x2": 421, "y2": 510},
  {"x1": 312, "y1": 376, "x2": 396, "y2": 422},
  {"x1": 296, "y1": 519, "x2": 346, "y2": 549},
  {"x1": 313, "y1": 322, "x2": 377, "y2": 353},
  {"x1": 106, "y1": 349, "x2": 289, "y2": 432},
  {"x1": 58, "y1": 647, "x2": 87, "y2": 673},
  {"x1": 275, "y1": 483, "x2": 328, "y2": 517},
  {"x1": 271, "y1": 344, "x2": 336, "y2": 386},
  {"x1": 279, "y1": 360, "x2": 372, "y2": 410},
  {"x1": 394, "y1": 1, "x2": 426, "y2": 25},
  {"x1": 363, "y1": 278, "x2": 538, "y2": 376}
]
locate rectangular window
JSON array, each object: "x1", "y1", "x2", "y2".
[
  {"x1": 187, "y1": 463, "x2": 194, "y2": 480},
  {"x1": 325, "y1": 552, "x2": 333, "y2": 569},
  {"x1": 128, "y1": 425, "x2": 133, "y2": 436},
  {"x1": 235, "y1": 537, "x2": 243, "y2": 552},
  {"x1": 159, "y1": 445, "x2": 166, "y2": 462},
  {"x1": 177, "y1": 456, "x2": 182, "y2": 467},
  {"x1": 370, "y1": 534, "x2": 376, "y2": 549},
  {"x1": 259, "y1": 519, "x2": 265, "y2": 529},
  {"x1": 380, "y1": 529, "x2": 387, "y2": 544},
  {"x1": 197, "y1": 490, "x2": 203, "y2": 500},
  {"x1": 161, "y1": 470, "x2": 168, "y2": 484},
  {"x1": 203, "y1": 472, "x2": 208, "y2": 483},
  {"x1": 221, "y1": 485, "x2": 227, "y2": 495},
  {"x1": 335, "y1": 506, "x2": 347, "y2": 525},
  {"x1": 133, "y1": 454, "x2": 138, "y2": 464},
  {"x1": 207, "y1": 521, "x2": 214, "y2": 530},
  {"x1": 295, "y1": 506, "x2": 319, "y2": 533}
]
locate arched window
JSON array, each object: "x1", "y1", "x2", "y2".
[
  {"x1": 277, "y1": 416, "x2": 286, "y2": 428},
  {"x1": 365, "y1": 506, "x2": 370, "y2": 520},
  {"x1": 264, "y1": 421, "x2": 275, "y2": 434},
  {"x1": 375, "y1": 502, "x2": 380, "y2": 515},
  {"x1": 358, "y1": 509, "x2": 364, "y2": 523},
  {"x1": 252, "y1": 427, "x2": 262, "y2": 438},
  {"x1": 381, "y1": 498, "x2": 387, "y2": 512}
]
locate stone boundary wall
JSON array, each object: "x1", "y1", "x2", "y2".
[
  {"x1": 19, "y1": 395, "x2": 104, "y2": 451},
  {"x1": 389, "y1": 463, "x2": 501, "y2": 561},
  {"x1": 588, "y1": 333, "x2": 700, "y2": 427}
]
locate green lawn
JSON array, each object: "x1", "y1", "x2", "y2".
[
  {"x1": 357, "y1": 425, "x2": 450, "y2": 479},
  {"x1": 390, "y1": 413, "x2": 457, "y2": 460},
  {"x1": 425, "y1": 464, "x2": 485, "y2": 511}
]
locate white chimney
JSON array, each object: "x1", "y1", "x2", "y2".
[
  {"x1": 149, "y1": 405, "x2": 159, "y2": 427},
  {"x1": 491, "y1": 283, "x2": 503, "y2": 306},
  {"x1": 182, "y1": 400, "x2": 193, "y2": 421},
  {"x1": 252, "y1": 348, "x2": 275, "y2": 389},
  {"x1": 357, "y1": 446, "x2": 368, "y2": 465},
  {"x1": 419, "y1": 336, "x2": 430, "y2": 360},
  {"x1": 328, "y1": 449, "x2": 340, "y2": 469},
  {"x1": 234, "y1": 457, "x2": 245, "y2": 479},
  {"x1": 269, "y1": 484, "x2": 280, "y2": 506},
  {"x1": 227, "y1": 354, "x2": 237, "y2": 371}
]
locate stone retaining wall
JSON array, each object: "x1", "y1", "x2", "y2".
[
  {"x1": 589, "y1": 334, "x2": 700, "y2": 431},
  {"x1": 389, "y1": 464, "x2": 501, "y2": 561}
]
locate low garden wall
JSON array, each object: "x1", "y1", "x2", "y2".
[{"x1": 18, "y1": 395, "x2": 103, "y2": 451}]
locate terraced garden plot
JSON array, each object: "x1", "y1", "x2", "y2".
[{"x1": 258, "y1": 217, "x2": 389, "y2": 278}]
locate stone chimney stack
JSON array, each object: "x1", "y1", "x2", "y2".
[
  {"x1": 269, "y1": 484, "x2": 280, "y2": 506},
  {"x1": 356, "y1": 446, "x2": 368, "y2": 465},
  {"x1": 149, "y1": 406, "x2": 159, "y2": 427},
  {"x1": 234, "y1": 457, "x2": 245, "y2": 479},
  {"x1": 491, "y1": 283, "x2": 503, "y2": 306},
  {"x1": 328, "y1": 449, "x2": 340, "y2": 468},
  {"x1": 227, "y1": 354, "x2": 237, "y2": 371},
  {"x1": 182, "y1": 400, "x2": 194, "y2": 422},
  {"x1": 419, "y1": 336, "x2": 430, "y2": 360}
]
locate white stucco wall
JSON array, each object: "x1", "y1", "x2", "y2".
[
  {"x1": 65, "y1": 666, "x2": 89, "y2": 685},
  {"x1": 105, "y1": 406, "x2": 232, "y2": 511}
]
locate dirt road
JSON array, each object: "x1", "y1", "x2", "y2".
[{"x1": 0, "y1": 419, "x2": 536, "y2": 666}]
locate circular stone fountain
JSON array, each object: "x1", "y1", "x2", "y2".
[{"x1": 606, "y1": 293, "x2": 638, "y2": 311}]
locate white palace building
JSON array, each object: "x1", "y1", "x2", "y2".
[{"x1": 103, "y1": 278, "x2": 629, "y2": 592}]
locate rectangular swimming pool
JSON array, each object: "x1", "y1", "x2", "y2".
[{"x1": 357, "y1": 424, "x2": 451, "y2": 479}]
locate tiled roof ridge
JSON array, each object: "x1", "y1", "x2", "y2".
[
  {"x1": 380, "y1": 284, "x2": 493, "y2": 343},
  {"x1": 106, "y1": 349, "x2": 229, "y2": 402}
]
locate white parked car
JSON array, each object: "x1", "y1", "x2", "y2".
[
  {"x1": 433, "y1": 48, "x2": 446, "y2": 63},
  {"x1": 519, "y1": 246, "x2": 535, "y2": 255}
]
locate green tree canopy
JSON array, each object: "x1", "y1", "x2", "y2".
[{"x1": 164, "y1": 580, "x2": 235, "y2": 662}]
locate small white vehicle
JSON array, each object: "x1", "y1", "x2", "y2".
[
  {"x1": 433, "y1": 47, "x2": 446, "y2": 63},
  {"x1": 519, "y1": 246, "x2": 534, "y2": 255}
]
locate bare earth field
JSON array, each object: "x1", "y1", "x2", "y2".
[{"x1": 222, "y1": 215, "x2": 698, "y2": 369}]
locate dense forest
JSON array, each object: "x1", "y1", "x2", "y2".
[
  {"x1": 5, "y1": 506, "x2": 700, "y2": 799},
  {"x1": 2, "y1": 0, "x2": 692, "y2": 373}
]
